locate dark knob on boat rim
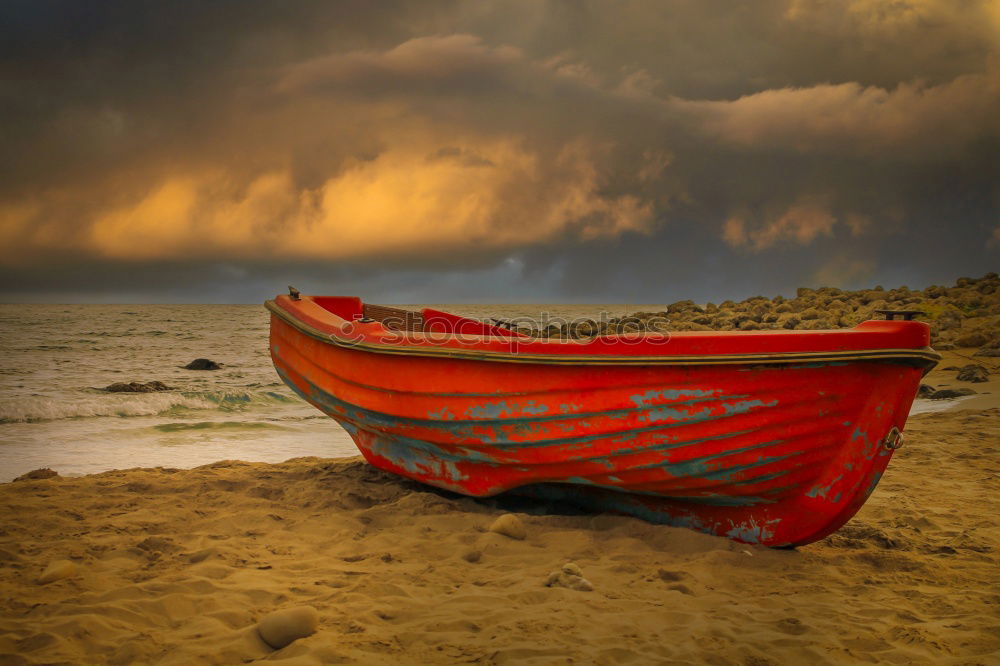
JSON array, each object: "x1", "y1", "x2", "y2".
[
  {"x1": 288, "y1": 285, "x2": 301, "y2": 301},
  {"x1": 874, "y1": 309, "x2": 924, "y2": 321}
]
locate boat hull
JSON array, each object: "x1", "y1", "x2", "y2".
[{"x1": 269, "y1": 315, "x2": 925, "y2": 547}]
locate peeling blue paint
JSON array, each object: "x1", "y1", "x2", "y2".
[
  {"x1": 806, "y1": 474, "x2": 843, "y2": 499},
  {"x1": 724, "y1": 518, "x2": 781, "y2": 544},
  {"x1": 865, "y1": 470, "x2": 884, "y2": 497},
  {"x1": 427, "y1": 406, "x2": 456, "y2": 421},
  {"x1": 465, "y1": 400, "x2": 550, "y2": 419},
  {"x1": 274, "y1": 361, "x2": 870, "y2": 540},
  {"x1": 630, "y1": 388, "x2": 717, "y2": 407}
]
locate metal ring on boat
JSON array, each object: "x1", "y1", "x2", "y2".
[{"x1": 882, "y1": 426, "x2": 904, "y2": 450}]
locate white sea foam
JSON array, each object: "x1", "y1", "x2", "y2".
[{"x1": 0, "y1": 390, "x2": 298, "y2": 423}]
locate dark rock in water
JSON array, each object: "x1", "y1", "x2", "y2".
[
  {"x1": 928, "y1": 388, "x2": 976, "y2": 400},
  {"x1": 104, "y1": 381, "x2": 172, "y2": 393},
  {"x1": 974, "y1": 344, "x2": 1000, "y2": 357},
  {"x1": 956, "y1": 364, "x2": 989, "y2": 383},
  {"x1": 917, "y1": 384, "x2": 936, "y2": 398},
  {"x1": 14, "y1": 468, "x2": 59, "y2": 482},
  {"x1": 183, "y1": 358, "x2": 221, "y2": 370}
]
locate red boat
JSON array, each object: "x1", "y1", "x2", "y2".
[{"x1": 266, "y1": 291, "x2": 939, "y2": 547}]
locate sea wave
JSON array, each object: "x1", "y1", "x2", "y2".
[
  {"x1": 0, "y1": 389, "x2": 300, "y2": 424},
  {"x1": 152, "y1": 420, "x2": 291, "y2": 432}
]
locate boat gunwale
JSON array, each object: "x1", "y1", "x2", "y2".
[{"x1": 266, "y1": 300, "x2": 941, "y2": 368}]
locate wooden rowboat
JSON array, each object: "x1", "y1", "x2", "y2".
[{"x1": 266, "y1": 292, "x2": 939, "y2": 547}]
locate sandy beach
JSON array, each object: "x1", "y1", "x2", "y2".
[
  {"x1": 4, "y1": 2, "x2": 999, "y2": 662},
  {"x1": 1, "y1": 348, "x2": 997, "y2": 665}
]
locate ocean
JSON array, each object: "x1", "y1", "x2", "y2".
[
  {"x1": 1, "y1": 302, "x2": 957, "y2": 482},
  {"x1": 0, "y1": 303, "x2": 664, "y2": 482}
]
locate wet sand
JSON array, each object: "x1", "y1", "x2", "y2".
[{"x1": 1, "y1": 402, "x2": 998, "y2": 664}]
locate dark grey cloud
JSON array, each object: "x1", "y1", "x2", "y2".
[{"x1": 0, "y1": 0, "x2": 997, "y2": 304}]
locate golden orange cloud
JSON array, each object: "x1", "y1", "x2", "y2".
[
  {"x1": 680, "y1": 67, "x2": 1000, "y2": 157},
  {"x1": 722, "y1": 199, "x2": 838, "y2": 252},
  {"x1": 77, "y1": 138, "x2": 653, "y2": 262}
]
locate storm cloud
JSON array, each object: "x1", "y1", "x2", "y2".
[{"x1": 1, "y1": 0, "x2": 998, "y2": 303}]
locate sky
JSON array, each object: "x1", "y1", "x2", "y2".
[{"x1": 1, "y1": 0, "x2": 998, "y2": 304}]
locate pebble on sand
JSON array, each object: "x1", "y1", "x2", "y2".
[
  {"x1": 929, "y1": 387, "x2": 977, "y2": 400},
  {"x1": 103, "y1": 381, "x2": 172, "y2": 393},
  {"x1": 545, "y1": 561, "x2": 594, "y2": 592},
  {"x1": 183, "y1": 358, "x2": 221, "y2": 370},
  {"x1": 257, "y1": 606, "x2": 319, "y2": 649},
  {"x1": 488, "y1": 514, "x2": 526, "y2": 540},
  {"x1": 38, "y1": 560, "x2": 78, "y2": 585}
]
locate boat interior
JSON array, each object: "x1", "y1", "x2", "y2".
[{"x1": 312, "y1": 296, "x2": 522, "y2": 337}]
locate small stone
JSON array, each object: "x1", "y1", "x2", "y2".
[
  {"x1": 13, "y1": 468, "x2": 58, "y2": 482},
  {"x1": 929, "y1": 388, "x2": 976, "y2": 400},
  {"x1": 657, "y1": 569, "x2": 685, "y2": 582},
  {"x1": 561, "y1": 562, "x2": 582, "y2": 576},
  {"x1": 137, "y1": 537, "x2": 179, "y2": 553},
  {"x1": 38, "y1": 560, "x2": 78, "y2": 584},
  {"x1": 544, "y1": 569, "x2": 593, "y2": 592},
  {"x1": 956, "y1": 364, "x2": 989, "y2": 383},
  {"x1": 104, "y1": 381, "x2": 171, "y2": 393},
  {"x1": 462, "y1": 550, "x2": 482, "y2": 563},
  {"x1": 488, "y1": 514, "x2": 526, "y2": 540},
  {"x1": 187, "y1": 548, "x2": 216, "y2": 564},
  {"x1": 257, "y1": 606, "x2": 319, "y2": 649},
  {"x1": 183, "y1": 358, "x2": 221, "y2": 370},
  {"x1": 917, "y1": 384, "x2": 936, "y2": 398}
]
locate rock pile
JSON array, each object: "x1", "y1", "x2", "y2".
[{"x1": 523, "y1": 272, "x2": 1000, "y2": 353}]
